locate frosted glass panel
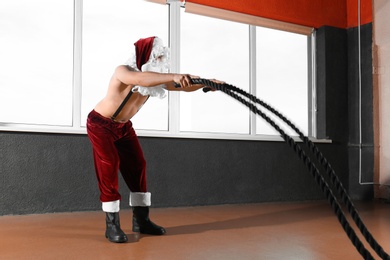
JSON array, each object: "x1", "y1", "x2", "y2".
[
  {"x1": 256, "y1": 27, "x2": 308, "y2": 136},
  {"x1": 180, "y1": 11, "x2": 250, "y2": 134},
  {"x1": 0, "y1": 0, "x2": 73, "y2": 126}
]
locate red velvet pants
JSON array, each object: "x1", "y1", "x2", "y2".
[{"x1": 86, "y1": 110, "x2": 147, "y2": 202}]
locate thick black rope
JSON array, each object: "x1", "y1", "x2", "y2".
[
  {"x1": 204, "y1": 81, "x2": 389, "y2": 259},
  {"x1": 217, "y1": 83, "x2": 389, "y2": 260},
  {"x1": 192, "y1": 78, "x2": 389, "y2": 260}
]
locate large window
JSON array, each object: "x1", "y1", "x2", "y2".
[{"x1": 0, "y1": 0, "x2": 313, "y2": 140}]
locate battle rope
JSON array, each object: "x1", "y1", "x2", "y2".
[{"x1": 192, "y1": 78, "x2": 389, "y2": 260}]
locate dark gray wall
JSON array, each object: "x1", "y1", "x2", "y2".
[
  {"x1": 316, "y1": 25, "x2": 374, "y2": 199},
  {"x1": 1, "y1": 132, "x2": 331, "y2": 216},
  {"x1": 0, "y1": 24, "x2": 374, "y2": 216},
  {"x1": 316, "y1": 26, "x2": 349, "y2": 141},
  {"x1": 347, "y1": 23, "x2": 375, "y2": 197}
]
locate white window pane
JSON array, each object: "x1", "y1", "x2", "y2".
[
  {"x1": 0, "y1": 1, "x2": 73, "y2": 126},
  {"x1": 81, "y1": 0, "x2": 169, "y2": 130},
  {"x1": 256, "y1": 27, "x2": 308, "y2": 136},
  {"x1": 180, "y1": 11, "x2": 250, "y2": 134}
]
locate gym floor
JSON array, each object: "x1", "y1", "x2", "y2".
[{"x1": 0, "y1": 200, "x2": 389, "y2": 260}]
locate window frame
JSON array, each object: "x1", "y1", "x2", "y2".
[{"x1": 0, "y1": 0, "x2": 321, "y2": 142}]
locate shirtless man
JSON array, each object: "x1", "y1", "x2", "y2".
[{"x1": 86, "y1": 36, "x2": 208, "y2": 243}]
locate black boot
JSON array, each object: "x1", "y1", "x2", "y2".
[
  {"x1": 132, "y1": 207, "x2": 166, "y2": 235},
  {"x1": 105, "y1": 212, "x2": 128, "y2": 243}
]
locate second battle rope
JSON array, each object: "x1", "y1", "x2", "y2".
[{"x1": 193, "y1": 78, "x2": 389, "y2": 260}]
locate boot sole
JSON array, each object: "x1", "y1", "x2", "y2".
[
  {"x1": 105, "y1": 234, "x2": 128, "y2": 243},
  {"x1": 132, "y1": 227, "x2": 166, "y2": 235}
]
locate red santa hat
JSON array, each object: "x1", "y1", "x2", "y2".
[{"x1": 134, "y1": 36, "x2": 155, "y2": 71}]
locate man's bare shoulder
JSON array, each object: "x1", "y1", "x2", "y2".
[
  {"x1": 112, "y1": 65, "x2": 140, "y2": 86},
  {"x1": 115, "y1": 64, "x2": 136, "y2": 74}
]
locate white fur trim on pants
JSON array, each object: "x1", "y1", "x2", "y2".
[
  {"x1": 102, "y1": 200, "x2": 120, "y2": 213},
  {"x1": 129, "y1": 192, "x2": 151, "y2": 207}
]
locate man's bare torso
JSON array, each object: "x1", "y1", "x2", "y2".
[{"x1": 94, "y1": 68, "x2": 148, "y2": 123}]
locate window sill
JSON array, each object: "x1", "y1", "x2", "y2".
[{"x1": 0, "y1": 124, "x2": 331, "y2": 143}]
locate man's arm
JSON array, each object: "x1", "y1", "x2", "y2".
[
  {"x1": 115, "y1": 65, "x2": 192, "y2": 88},
  {"x1": 166, "y1": 78, "x2": 223, "y2": 92}
]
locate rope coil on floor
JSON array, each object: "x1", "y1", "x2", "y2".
[{"x1": 194, "y1": 78, "x2": 389, "y2": 260}]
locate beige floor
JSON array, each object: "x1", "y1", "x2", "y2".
[{"x1": 0, "y1": 201, "x2": 389, "y2": 260}]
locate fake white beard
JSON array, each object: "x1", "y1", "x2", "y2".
[{"x1": 132, "y1": 85, "x2": 167, "y2": 99}]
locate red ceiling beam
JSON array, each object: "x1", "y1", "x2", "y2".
[{"x1": 186, "y1": 0, "x2": 372, "y2": 29}]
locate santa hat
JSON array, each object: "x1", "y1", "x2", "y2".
[
  {"x1": 134, "y1": 36, "x2": 155, "y2": 71},
  {"x1": 130, "y1": 36, "x2": 170, "y2": 99}
]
